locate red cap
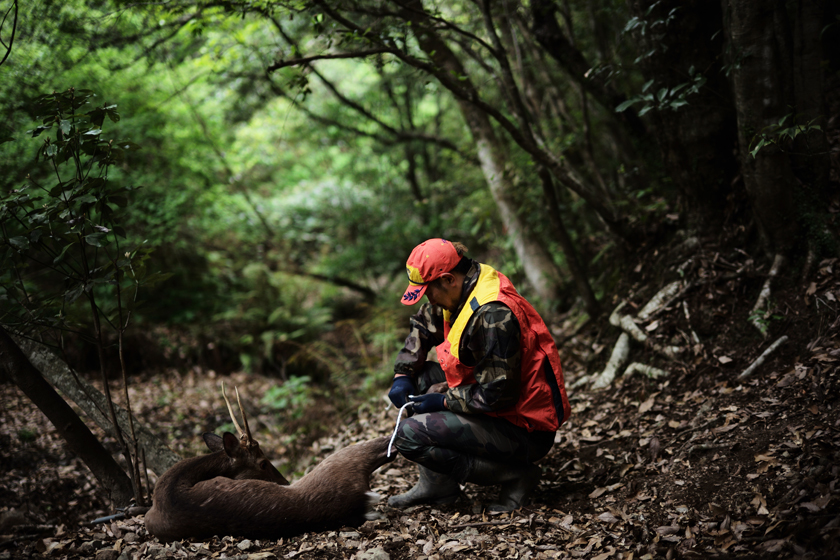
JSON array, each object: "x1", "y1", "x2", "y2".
[{"x1": 401, "y1": 239, "x2": 462, "y2": 305}]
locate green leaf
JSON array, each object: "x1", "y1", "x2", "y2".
[
  {"x1": 75, "y1": 193, "x2": 98, "y2": 206},
  {"x1": 750, "y1": 138, "x2": 767, "y2": 158},
  {"x1": 65, "y1": 284, "x2": 84, "y2": 303},
  {"x1": 59, "y1": 120, "x2": 71, "y2": 135},
  {"x1": 29, "y1": 125, "x2": 52, "y2": 138},
  {"x1": 105, "y1": 105, "x2": 121, "y2": 123},
  {"x1": 657, "y1": 88, "x2": 668, "y2": 102},
  {"x1": 84, "y1": 232, "x2": 106, "y2": 247},
  {"x1": 615, "y1": 99, "x2": 638, "y2": 112},
  {"x1": 671, "y1": 83, "x2": 689, "y2": 96},
  {"x1": 642, "y1": 79, "x2": 655, "y2": 92},
  {"x1": 9, "y1": 236, "x2": 29, "y2": 250},
  {"x1": 53, "y1": 242, "x2": 74, "y2": 264}
]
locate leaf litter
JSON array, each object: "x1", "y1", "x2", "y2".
[{"x1": 1, "y1": 251, "x2": 839, "y2": 559}]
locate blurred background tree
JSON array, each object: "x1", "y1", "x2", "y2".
[{"x1": 1, "y1": 0, "x2": 838, "y2": 420}]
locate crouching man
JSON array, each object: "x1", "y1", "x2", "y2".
[{"x1": 388, "y1": 239, "x2": 571, "y2": 511}]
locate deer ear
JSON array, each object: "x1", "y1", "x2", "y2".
[
  {"x1": 221, "y1": 432, "x2": 242, "y2": 458},
  {"x1": 203, "y1": 433, "x2": 224, "y2": 452}
]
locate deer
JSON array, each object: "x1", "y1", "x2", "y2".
[{"x1": 144, "y1": 384, "x2": 394, "y2": 542}]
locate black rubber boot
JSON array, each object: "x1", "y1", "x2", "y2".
[
  {"x1": 465, "y1": 458, "x2": 542, "y2": 512},
  {"x1": 387, "y1": 465, "x2": 460, "y2": 507}
]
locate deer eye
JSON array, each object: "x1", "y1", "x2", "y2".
[{"x1": 260, "y1": 461, "x2": 269, "y2": 470}]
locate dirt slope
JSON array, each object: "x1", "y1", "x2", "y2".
[{"x1": 1, "y1": 249, "x2": 839, "y2": 560}]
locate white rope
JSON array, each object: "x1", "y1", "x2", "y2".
[{"x1": 388, "y1": 400, "x2": 415, "y2": 458}]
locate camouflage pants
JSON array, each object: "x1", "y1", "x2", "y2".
[{"x1": 394, "y1": 362, "x2": 555, "y2": 483}]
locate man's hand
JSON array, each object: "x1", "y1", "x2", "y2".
[
  {"x1": 388, "y1": 376, "x2": 416, "y2": 408},
  {"x1": 409, "y1": 393, "x2": 447, "y2": 414},
  {"x1": 426, "y1": 381, "x2": 449, "y2": 394}
]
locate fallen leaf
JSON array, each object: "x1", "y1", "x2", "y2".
[
  {"x1": 639, "y1": 396, "x2": 655, "y2": 414},
  {"x1": 597, "y1": 511, "x2": 619, "y2": 524},
  {"x1": 589, "y1": 487, "x2": 607, "y2": 499},
  {"x1": 777, "y1": 373, "x2": 796, "y2": 387},
  {"x1": 718, "y1": 356, "x2": 733, "y2": 364},
  {"x1": 814, "y1": 494, "x2": 832, "y2": 509},
  {"x1": 712, "y1": 423, "x2": 738, "y2": 434},
  {"x1": 764, "y1": 520, "x2": 784, "y2": 535}
]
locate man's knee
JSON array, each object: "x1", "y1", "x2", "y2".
[{"x1": 394, "y1": 416, "x2": 432, "y2": 460}]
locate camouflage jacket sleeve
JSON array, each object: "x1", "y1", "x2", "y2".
[
  {"x1": 394, "y1": 302, "x2": 446, "y2": 378},
  {"x1": 445, "y1": 302, "x2": 522, "y2": 414}
]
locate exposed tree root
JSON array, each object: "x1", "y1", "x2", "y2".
[
  {"x1": 609, "y1": 300, "x2": 682, "y2": 360},
  {"x1": 591, "y1": 285, "x2": 688, "y2": 389},
  {"x1": 591, "y1": 332, "x2": 630, "y2": 390},
  {"x1": 623, "y1": 362, "x2": 667, "y2": 380},
  {"x1": 682, "y1": 301, "x2": 702, "y2": 354},
  {"x1": 637, "y1": 281, "x2": 683, "y2": 320},
  {"x1": 738, "y1": 335, "x2": 789, "y2": 380},
  {"x1": 750, "y1": 254, "x2": 785, "y2": 337}
]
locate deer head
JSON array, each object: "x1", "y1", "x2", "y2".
[{"x1": 214, "y1": 382, "x2": 289, "y2": 484}]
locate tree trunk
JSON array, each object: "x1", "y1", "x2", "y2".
[
  {"x1": 788, "y1": 0, "x2": 832, "y2": 238},
  {"x1": 531, "y1": 0, "x2": 647, "y2": 139},
  {"x1": 0, "y1": 327, "x2": 135, "y2": 506},
  {"x1": 538, "y1": 167, "x2": 601, "y2": 318},
  {"x1": 15, "y1": 336, "x2": 181, "y2": 476},
  {"x1": 467, "y1": 102, "x2": 564, "y2": 306},
  {"x1": 403, "y1": 1, "x2": 565, "y2": 307},
  {"x1": 629, "y1": 0, "x2": 739, "y2": 235},
  {"x1": 723, "y1": 0, "x2": 829, "y2": 255}
]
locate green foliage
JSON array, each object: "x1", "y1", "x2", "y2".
[
  {"x1": 0, "y1": 88, "x2": 169, "y2": 341},
  {"x1": 749, "y1": 113, "x2": 824, "y2": 158},
  {"x1": 748, "y1": 307, "x2": 784, "y2": 337},
  {"x1": 615, "y1": 68, "x2": 706, "y2": 116},
  {"x1": 17, "y1": 428, "x2": 38, "y2": 443},
  {"x1": 623, "y1": 2, "x2": 682, "y2": 63},
  {"x1": 261, "y1": 375, "x2": 314, "y2": 419},
  {"x1": 216, "y1": 263, "x2": 339, "y2": 375}
]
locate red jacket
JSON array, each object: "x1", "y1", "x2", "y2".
[{"x1": 437, "y1": 264, "x2": 571, "y2": 432}]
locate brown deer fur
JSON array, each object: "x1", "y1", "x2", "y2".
[{"x1": 144, "y1": 433, "x2": 394, "y2": 541}]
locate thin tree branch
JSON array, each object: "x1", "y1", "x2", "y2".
[
  {"x1": 0, "y1": 0, "x2": 18, "y2": 67},
  {"x1": 266, "y1": 48, "x2": 390, "y2": 72}
]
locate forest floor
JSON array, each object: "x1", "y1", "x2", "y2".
[{"x1": 2, "y1": 239, "x2": 840, "y2": 560}]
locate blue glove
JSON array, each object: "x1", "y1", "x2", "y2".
[
  {"x1": 409, "y1": 393, "x2": 447, "y2": 414},
  {"x1": 388, "y1": 376, "x2": 416, "y2": 408}
]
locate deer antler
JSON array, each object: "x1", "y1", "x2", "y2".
[
  {"x1": 221, "y1": 381, "x2": 247, "y2": 442},
  {"x1": 235, "y1": 385, "x2": 253, "y2": 444}
]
